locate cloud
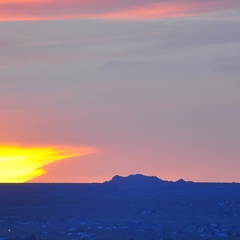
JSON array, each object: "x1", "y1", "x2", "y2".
[
  {"x1": 0, "y1": 145, "x2": 98, "y2": 182},
  {"x1": 0, "y1": 0, "x2": 239, "y2": 22}
]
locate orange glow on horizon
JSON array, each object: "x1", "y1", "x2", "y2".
[{"x1": 0, "y1": 145, "x2": 97, "y2": 183}]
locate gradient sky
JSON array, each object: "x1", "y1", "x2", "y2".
[{"x1": 0, "y1": 0, "x2": 240, "y2": 183}]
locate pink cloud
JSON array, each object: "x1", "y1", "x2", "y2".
[{"x1": 0, "y1": 0, "x2": 239, "y2": 22}]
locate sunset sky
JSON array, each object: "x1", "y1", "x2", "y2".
[{"x1": 0, "y1": 0, "x2": 239, "y2": 183}]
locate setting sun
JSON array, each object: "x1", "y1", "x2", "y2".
[{"x1": 0, "y1": 145, "x2": 97, "y2": 183}]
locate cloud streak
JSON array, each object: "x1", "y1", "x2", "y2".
[
  {"x1": 0, "y1": 145, "x2": 98, "y2": 182},
  {"x1": 0, "y1": 0, "x2": 239, "y2": 22}
]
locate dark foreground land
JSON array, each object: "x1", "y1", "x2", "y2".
[{"x1": 0, "y1": 174, "x2": 240, "y2": 240}]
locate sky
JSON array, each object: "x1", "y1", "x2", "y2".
[{"x1": 0, "y1": 0, "x2": 240, "y2": 183}]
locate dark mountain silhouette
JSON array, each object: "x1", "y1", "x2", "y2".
[
  {"x1": 104, "y1": 174, "x2": 165, "y2": 186},
  {"x1": 103, "y1": 174, "x2": 190, "y2": 189}
]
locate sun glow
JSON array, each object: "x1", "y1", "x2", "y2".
[{"x1": 0, "y1": 145, "x2": 97, "y2": 183}]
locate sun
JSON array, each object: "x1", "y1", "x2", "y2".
[{"x1": 0, "y1": 145, "x2": 97, "y2": 183}]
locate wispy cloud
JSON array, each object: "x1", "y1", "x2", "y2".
[
  {"x1": 0, "y1": 0, "x2": 239, "y2": 22},
  {"x1": 0, "y1": 145, "x2": 98, "y2": 182}
]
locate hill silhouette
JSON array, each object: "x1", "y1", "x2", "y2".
[
  {"x1": 104, "y1": 174, "x2": 165, "y2": 186},
  {"x1": 103, "y1": 174, "x2": 189, "y2": 189}
]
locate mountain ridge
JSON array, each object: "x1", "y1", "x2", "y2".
[{"x1": 103, "y1": 174, "x2": 190, "y2": 188}]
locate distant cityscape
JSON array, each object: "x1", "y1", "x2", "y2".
[{"x1": 1, "y1": 174, "x2": 240, "y2": 240}]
